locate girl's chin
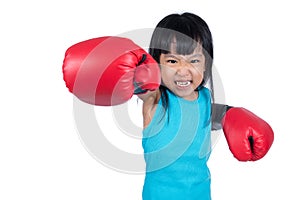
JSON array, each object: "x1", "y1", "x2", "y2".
[{"x1": 172, "y1": 87, "x2": 198, "y2": 100}]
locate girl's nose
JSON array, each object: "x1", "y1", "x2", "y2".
[
  {"x1": 177, "y1": 66, "x2": 190, "y2": 77},
  {"x1": 176, "y1": 61, "x2": 192, "y2": 76}
]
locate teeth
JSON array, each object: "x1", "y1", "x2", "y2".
[{"x1": 176, "y1": 81, "x2": 191, "y2": 86}]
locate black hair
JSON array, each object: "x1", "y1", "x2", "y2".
[{"x1": 149, "y1": 12, "x2": 214, "y2": 113}]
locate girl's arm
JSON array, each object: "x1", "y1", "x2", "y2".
[{"x1": 137, "y1": 89, "x2": 161, "y2": 128}]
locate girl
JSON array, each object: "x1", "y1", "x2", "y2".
[
  {"x1": 138, "y1": 12, "x2": 214, "y2": 200},
  {"x1": 63, "y1": 11, "x2": 274, "y2": 200}
]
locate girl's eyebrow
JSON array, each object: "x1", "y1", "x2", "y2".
[
  {"x1": 188, "y1": 53, "x2": 203, "y2": 59},
  {"x1": 164, "y1": 54, "x2": 179, "y2": 59},
  {"x1": 164, "y1": 53, "x2": 203, "y2": 60}
]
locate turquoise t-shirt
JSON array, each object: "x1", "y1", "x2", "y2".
[{"x1": 142, "y1": 87, "x2": 212, "y2": 200}]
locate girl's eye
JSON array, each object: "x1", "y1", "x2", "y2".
[
  {"x1": 166, "y1": 59, "x2": 177, "y2": 64},
  {"x1": 191, "y1": 59, "x2": 200, "y2": 64}
]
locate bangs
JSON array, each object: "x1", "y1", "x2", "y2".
[{"x1": 150, "y1": 27, "x2": 201, "y2": 56}]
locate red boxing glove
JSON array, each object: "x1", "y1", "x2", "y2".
[
  {"x1": 63, "y1": 36, "x2": 160, "y2": 106},
  {"x1": 222, "y1": 107, "x2": 274, "y2": 161}
]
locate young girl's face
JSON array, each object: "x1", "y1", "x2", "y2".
[{"x1": 160, "y1": 43, "x2": 205, "y2": 101}]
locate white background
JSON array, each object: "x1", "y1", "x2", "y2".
[{"x1": 1, "y1": 0, "x2": 299, "y2": 199}]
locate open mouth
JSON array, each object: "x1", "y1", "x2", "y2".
[{"x1": 175, "y1": 81, "x2": 192, "y2": 87}]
